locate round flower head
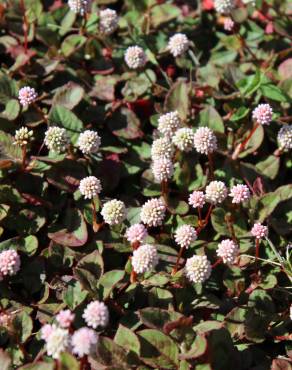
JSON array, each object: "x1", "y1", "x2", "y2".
[
  {"x1": 99, "y1": 8, "x2": 119, "y2": 35},
  {"x1": 68, "y1": 0, "x2": 91, "y2": 15},
  {"x1": 0, "y1": 312, "x2": 11, "y2": 328},
  {"x1": 0, "y1": 250, "x2": 21, "y2": 280},
  {"x1": 101, "y1": 199, "x2": 126, "y2": 225},
  {"x1": 41, "y1": 324, "x2": 54, "y2": 341},
  {"x1": 125, "y1": 223, "x2": 148, "y2": 244},
  {"x1": 132, "y1": 244, "x2": 159, "y2": 274},
  {"x1": 224, "y1": 18, "x2": 234, "y2": 31},
  {"x1": 56, "y1": 310, "x2": 75, "y2": 329},
  {"x1": 77, "y1": 130, "x2": 101, "y2": 155},
  {"x1": 205, "y1": 181, "x2": 228, "y2": 205},
  {"x1": 83, "y1": 300, "x2": 109, "y2": 329},
  {"x1": 124, "y1": 46, "x2": 147, "y2": 69},
  {"x1": 45, "y1": 326, "x2": 70, "y2": 359},
  {"x1": 214, "y1": 0, "x2": 236, "y2": 14},
  {"x1": 193, "y1": 127, "x2": 217, "y2": 155},
  {"x1": 188, "y1": 191, "x2": 206, "y2": 209},
  {"x1": 44, "y1": 127, "x2": 69, "y2": 153},
  {"x1": 140, "y1": 198, "x2": 166, "y2": 227},
  {"x1": 18, "y1": 86, "x2": 37, "y2": 107},
  {"x1": 79, "y1": 176, "x2": 102, "y2": 199},
  {"x1": 216, "y1": 239, "x2": 239, "y2": 264},
  {"x1": 14, "y1": 126, "x2": 33, "y2": 146},
  {"x1": 252, "y1": 104, "x2": 273, "y2": 125},
  {"x1": 251, "y1": 223, "x2": 268, "y2": 239},
  {"x1": 277, "y1": 125, "x2": 292, "y2": 152},
  {"x1": 185, "y1": 255, "x2": 212, "y2": 284},
  {"x1": 229, "y1": 184, "x2": 251, "y2": 204},
  {"x1": 152, "y1": 157, "x2": 174, "y2": 183},
  {"x1": 151, "y1": 137, "x2": 174, "y2": 160},
  {"x1": 158, "y1": 111, "x2": 182, "y2": 138},
  {"x1": 175, "y1": 225, "x2": 197, "y2": 249},
  {"x1": 72, "y1": 327, "x2": 98, "y2": 357},
  {"x1": 173, "y1": 128, "x2": 195, "y2": 152},
  {"x1": 168, "y1": 33, "x2": 189, "y2": 57}
]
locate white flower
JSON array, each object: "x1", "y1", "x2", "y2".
[
  {"x1": 252, "y1": 104, "x2": 273, "y2": 125},
  {"x1": 151, "y1": 137, "x2": 174, "y2": 160},
  {"x1": 140, "y1": 198, "x2": 166, "y2": 227},
  {"x1": 18, "y1": 86, "x2": 37, "y2": 107},
  {"x1": 77, "y1": 130, "x2": 101, "y2": 155},
  {"x1": 99, "y1": 8, "x2": 119, "y2": 35},
  {"x1": 83, "y1": 301, "x2": 109, "y2": 329},
  {"x1": 168, "y1": 33, "x2": 189, "y2": 57},
  {"x1": 79, "y1": 176, "x2": 102, "y2": 199},
  {"x1": 14, "y1": 127, "x2": 33, "y2": 146},
  {"x1": 216, "y1": 239, "x2": 239, "y2": 264},
  {"x1": 45, "y1": 326, "x2": 70, "y2": 359},
  {"x1": 188, "y1": 191, "x2": 206, "y2": 209},
  {"x1": 125, "y1": 224, "x2": 148, "y2": 244},
  {"x1": 229, "y1": 184, "x2": 250, "y2": 204},
  {"x1": 124, "y1": 46, "x2": 147, "y2": 69},
  {"x1": 277, "y1": 125, "x2": 292, "y2": 152},
  {"x1": 101, "y1": 199, "x2": 126, "y2": 225},
  {"x1": 72, "y1": 327, "x2": 98, "y2": 357},
  {"x1": 193, "y1": 127, "x2": 217, "y2": 155},
  {"x1": 175, "y1": 225, "x2": 197, "y2": 249},
  {"x1": 173, "y1": 128, "x2": 195, "y2": 152},
  {"x1": 214, "y1": 0, "x2": 236, "y2": 14},
  {"x1": 0, "y1": 250, "x2": 21, "y2": 280},
  {"x1": 68, "y1": 0, "x2": 91, "y2": 15},
  {"x1": 157, "y1": 111, "x2": 181, "y2": 137},
  {"x1": 185, "y1": 255, "x2": 212, "y2": 283},
  {"x1": 152, "y1": 157, "x2": 174, "y2": 183},
  {"x1": 205, "y1": 181, "x2": 228, "y2": 205},
  {"x1": 132, "y1": 244, "x2": 159, "y2": 274},
  {"x1": 44, "y1": 127, "x2": 69, "y2": 153}
]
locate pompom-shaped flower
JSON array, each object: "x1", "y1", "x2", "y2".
[
  {"x1": 56, "y1": 310, "x2": 75, "y2": 329},
  {"x1": 14, "y1": 126, "x2": 33, "y2": 146},
  {"x1": 72, "y1": 327, "x2": 98, "y2": 357},
  {"x1": 175, "y1": 225, "x2": 197, "y2": 249},
  {"x1": 214, "y1": 0, "x2": 235, "y2": 14},
  {"x1": 185, "y1": 255, "x2": 212, "y2": 284},
  {"x1": 277, "y1": 125, "x2": 292, "y2": 151},
  {"x1": 193, "y1": 127, "x2": 217, "y2": 155},
  {"x1": 125, "y1": 224, "x2": 148, "y2": 244},
  {"x1": 132, "y1": 244, "x2": 159, "y2": 274},
  {"x1": 68, "y1": 0, "x2": 91, "y2": 15},
  {"x1": 224, "y1": 17, "x2": 234, "y2": 31},
  {"x1": 99, "y1": 8, "x2": 119, "y2": 35},
  {"x1": 151, "y1": 137, "x2": 174, "y2": 160},
  {"x1": 158, "y1": 111, "x2": 182, "y2": 137},
  {"x1": 251, "y1": 223, "x2": 268, "y2": 239},
  {"x1": 79, "y1": 176, "x2": 102, "y2": 199},
  {"x1": 252, "y1": 104, "x2": 273, "y2": 125},
  {"x1": 124, "y1": 46, "x2": 147, "y2": 69},
  {"x1": 216, "y1": 239, "x2": 239, "y2": 264},
  {"x1": 45, "y1": 326, "x2": 70, "y2": 359},
  {"x1": 140, "y1": 198, "x2": 166, "y2": 227},
  {"x1": 205, "y1": 181, "x2": 228, "y2": 205},
  {"x1": 77, "y1": 130, "x2": 101, "y2": 155},
  {"x1": 41, "y1": 324, "x2": 54, "y2": 341},
  {"x1": 188, "y1": 191, "x2": 206, "y2": 209},
  {"x1": 168, "y1": 33, "x2": 189, "y2": 57},
  {"x1": 83, "y1": 301, "x2": 109, "y2": 329},
  {"x1": 0, "y1": 312, "x2": 12, "y2": 328},
  {"x1": 18, "y1": 86, "x2": 37, "y2": 107},
  {"x1": 0, "y1": 250, "x2": 21, "y2": 280},
  {"x1": 101, "y1": 199, "x2": 126, "y2": 225},
  {"x1": 173, "y1": 128, "x2": 195, "y2": 152},
  {"x1": 152, "y1": 157, "x2": 174, "y2": 183},
  {"x1": 229, "y1": 184, "x2": 250, "y2": 204},
  {"x1": 44, "y1": 127, "x2": 69, "y2": 153}
]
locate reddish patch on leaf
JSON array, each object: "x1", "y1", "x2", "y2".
[{"x1": 202, "y1": 0, "x2": 214, "y2": 11}]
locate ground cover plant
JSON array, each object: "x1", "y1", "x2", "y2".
[{"x1": 0, "y1": 0, "x2": 291, "y2": 368}]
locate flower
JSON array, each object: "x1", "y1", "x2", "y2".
[
  {"x1": 151, "y1": 137, "x2": 174, "y2": 160},
  {"x1": 0, "y1": 250, "x2": 21, "y2": 280},
  {"x1": 124, "y1": 46, "x2": 147, "y2": 69},
  {"x1": 45, "y1": 326, "x2": 70, "y2": 359},
  {"x1": 188, "y1": 191, "x2": 206, "y2": 209},
  {"x1": 251, "y1": 223, "x2": 268, "y2": 239},
  {"x1": 214, "y1": 0, "x2": 236, "y2": 14},
  {"x1": 56, "y1": 310, "x2": 75, "y2": 328},
  {"x1": 158, "y1": 111, "x2": 182, "y2": 137},
  {"x1": 18, "y1": 86, "x2": 37, "y2": 107},
  {"x1": 277, "y1": 125, "x2": 292, "y2": 151},
  {"x1": 14, "y1": 126, "x2": 33, "y2": 146},
  {"x1": 44, "y1": 127, "x2": 69, "y2": 153},
  {"x1": 173, "y1": 128, "x2": 195, "y2": 152},
  {"x1": 229, "y1": 184, "x2": 250, "y2": 204},
  {"x1": 79, "y1": 176, "x2": 102, "y2": 199},
  {"x1": 68, "y1": 0, "x2": 91, "y2": 15},
  {"x1": 216, "y1": 239, "x2": 239, "y2": 264},
  {"x1": 0, "y1": 313, "x2": 12, "y2": 327},
  {"x1": 99, "y1": 8, "x2": 119, "y2": 35},
  {"x1": 72, "y1": 327, "x2": 98, "y2": 357},
  {"x1": 205, "y1": 181, "x2": 228, "y2": 204},
  {"x1": 101, "y1": 199, "x2": 126, "y2": 225},
  {"x1": 185, "y1": 255, "x2": 212, "y2": 283},
  {"x1": 77, "y1": 130, "x2": 101, "y2": 155},
  {"x1": 175, "y1": 225, "x2": 197, "y2": 249},
  {"x1": 193, "y1": 127, "x2": 217, "y2": 155},
  {"x1": 168, "y1": 33, "x2": 189, "y2": 57},
  {"x1": 152, "y1": 157, "x2": 174, "y2": 183},
  {"x1": 41, "y1": 324, "x2": 54, "y2": 341},
  {"x1": 140, "y1": 198, "x2": 166, "y2": 227},
  {"x1": 252, "y1": 104, "x2": 273, "y2": 125},
  {"x1": 125, "y1": 223, "x2": 148, "y2": 244},
  {"x1": 132, "y1": 244, "x2": 159, "y2": 274},
  {"x1": 224, "y1": 17, "x2": 234, "y2": 31},
  {"x1": 83, "y1": 301, "x2": 109, "y2": 329}
]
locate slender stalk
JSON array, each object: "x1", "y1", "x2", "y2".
[
  {"x1": 240, "y1": 123, "x2": 259, "y2": 151},
  {"x1": 255, "y1": 238, "x2": 260, "y2": 260},
  {"x1": 91, "y1": 198, "x2": 103, "y2": 232},
  {"x1": 212, "y1": 258, "x2": 222, "y2": 268},
  {"x1": 198, "y1": 207, "x2": 202, "y2": 226},
  {"x1": 172, "y1": 246, "x2": 186, "y2": 275},
  {"x1": 188, "y1": 49, "x2": 200, "y2": 66},
  {"x1": 21, "y1": 146, "x2": 26, "y2": 170},
  {"x1": 130, "y1": 242, "x2": 140, "y2": 283},
  {"x1": 208, "y1": 153, "x2": 214, "y2": 180},
  {"x1": 20, "y1": 0, "x2": 28, "y2": 54}
]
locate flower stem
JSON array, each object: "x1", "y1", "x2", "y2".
[
  {"x1": 21, "y1": 146, "x2": 27, "y2": 171},
  {"x1": 91, "y1": 198, "x2": 103, "y2": 232},
  {"x1": 232, "y1": 123, "x2": 259, "y2": 160},
  {"x1": 208, "y1": 153, "x2": 214, "y2": 180},
  {"x1": 188, "y1": 49, "x2": 200, "y2": 66},
  {"x1": 212, "y1": 258, "x2": 222, "y2": 268},
  {"x1": 20, "y1": 0, "x2": 28, "y2": 54},
  {"x1": 172, "y1": 246, "x2": 186, "y2": 275}
]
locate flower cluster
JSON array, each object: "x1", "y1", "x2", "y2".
[
  {"x1": 132, "y1": 244, "x2": 159, "y2": 274},
  {"x1": 140, "y1": 198, "x2": 166, "y2": 227},
  {"x1": 168, "y1": 33, "x2": 190, "y2": 57},
  {"x1": 193, "y1": 127, "x2": 217, "y2": 155},
  {"x1": 125, "y1": 223, "x2": 148, "y2": 244},
  {"x1": 251, "y1": 223, "x2": 268, "y2": 239},
  {"x1": 152, "y1": 157, "x2": 174, "y2": 183},
  {"x1": 124, "y1": 46, "x2": 147, "y2": 69},
  {"x1": 188, "y1": 191, "x2": 206, "y2": 209},
  {"x1": 185, "y1": 255, "x2": 212, "y2": 284},
  {"x1": 83, "y1": 300, "x2": 109, "y2": 328},
  {"x1": 79, "y1": 176, "x2": 102, "y2": 199},
  {"x1": 216, "y1": 239, "x2": 239, "y2": 264},
  {"x1": 14, "y1": 126, "x2": 33, "y2": 146},
  {"x1": 214, "y1": 0, "x2": 236, "y2": 14},
  {"x1": 68, "y1": 0, "x2": 91, "y2": 15},
  {"x1": 175, "y1": 225, "x2": 197, "y2": 249},
  {"x1": 173, "y1": 128, "x2": 195, "y2": 152},
  {"x1": 205, "y1": 181, "x2": 228, "y2": 205},
  {"x1": 158, "y1": 111, "x2": 182, "y2": 137},
  {"x1": 151, "y1": 137, "x2": 174, "y2": 160},
  {"x1": 77, "y1": 130, "x2": 101, "y2": 155},
  {"x1": 44, "y1": 127, "x2": 69, "y2": 153},
  {"x1": 252, "y1": 104, "x2": 273, "y2": 125},
  {"x1": 0, "y1": 250, "x2": 21, "y2": 281},
  {"x1": 229, "y1": 184, "x2": 250, "y2": 204},
  {"x1": 101, "y1": 199, "x2": 126, "y2": 225},
  {"x1": 18, "y1": 86, "x2": 37, "y2": 107},
  {"x1": 277, "y1": 125, "x2": 292, "y2": 151},
  {"x1": 99, "y1": 8, "x2": 119, "y2": 35}
]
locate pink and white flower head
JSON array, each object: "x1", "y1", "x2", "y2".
[
  {"x1": 79, "y1": 176, "x2": 102, "y2": 199},
  {"x1": 41, "y1": 324, "x2": 54, "y2": 341},
  {"x1": 77, "y1": 130, "x2": 101, "y2": 155},
  {"x1": 229, "y1": 184, "x2": 251, "y2": 204},
  {"x1": 132, "y1": 244, "x2": 159, "y2": 274},
  {"x1": 193, "y1": 127, "x2": 217, "y2": 155},
  {"x1": 185, "y1": 255, "x2": 212, "y2": 284},
  {"x1": 124, "y1": 46, "x2": 147, "y2": 69},
  {"x1": 252, "y1": 104, "x2": 273, "y2": 125},
  {"x1": 45, "y1": 326, "x2": 70, "y2": 359},
  {"x1": 172, "y1": 128, "x2": 195, "y2": 152},
  {"x1": 151, "y1": 137, "x2": 174, "y2": 161},
  {"x1": 18, "y1": 86, "x2": 37, "y2": 107},
  {"x1": 125, "y1": 223, "x2": 148, "y2": 244},
  {"x1": 68, "y1": 0, "x2": 91, "y2": 15},
  {"x1": 44, "y1": 127, "x2": 69, "y2": 153},
  {"x1": 277, "y1": 125, "x2": 292, "y2": 152},
  {"x1": 214, "y1": 0, "x2": 236, "y2": 14},
  {"x1": 101, "y1": 199, "x2": 126, "y2": 225},
  {"x1": 158, "y1": 111, "x2": 182, "y2": 137},
  {"x1": 216, "y1": 239, "x2": 239, "y2": 264},
  {"x1": 188, "y1": 191, "x2": 206, "y2": 209},
  {"x1": 205, "y1": 181, "x2": 228, "y2": 205},
  {"x1": 224, "y1": 18, "x2": 234, "y2": 31},
  {"x1": 0, "y1": 312, "x2": 11, "y2": 327},
  {"x1": 140, "y1": 198, "x2": 166, "y2": 227},
  {"x1": 99, "y1": 8, "x2": 119, "y2": 35},
  {"x1": 56, "y1": 310, "x2": 75, "y2": 328},
  {"x1": 251, "y1": 223, "x2": 268, "y2": 239},
  {"x1": 168, "y1": 33, "x2": 189, "y2": 57},
  {"x1": 152, "y1": 157, "x2": 174, "y2": 183},
  {"x1": 83, "y1": 300, "x2": 109, "y2": 329},
  {"x1": 175, "y1": 225, "x2": 197, "y2": 249},
  {"x1": 72, "y1": 327, "x2": 98, "y2": 357},
  {"x1": 0, "y1": 250, "x2": 21, "y2": 280}
]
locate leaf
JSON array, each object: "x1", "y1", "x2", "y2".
[
  {"x1": 237, "y1": 69, "x2": 263, "y2": 97},
  {"x1": 114, "y1": 324, "x2": 141, "y2": 356},
  {"x1": 179, "y1": 335, "x2": 207, "y2": 360},
  {"x1": 255, "y1": 155, "x2": 280, "y2": 180},
  {"x1": 63, "y1": 280, "x2": 88, "y2": 310},
  {"x1": 198, "y1": 106, "x2": 225, "y2": 133},
  {"x1": 98, "y1": 270, "x2": 125, "y2": 300},
  {"x1": 12, "y1": 312, "x2": 33, "y2": 343},
  {"x1": 0, "y1": 130, "x2": 22, "y2": 163},
  {"x1": 150, "y1": 4, "x2": 181, "y2": 27},
  {"x1": 138, "y1": 308, "x2": 183, "y2": 330},
  {"x1": 238, "y1": 124, "x2": 264, "y2": 158},
  {"x1": 59, "y1": 352, "x2": 80, "y2": 370},
  {"x1": 260, "y1": 83, "x2": 289, "y2": 102},
  {"x1": 0, "y1": 235, "x2": 38, "y2": 256},
  {"x1": 0, "y1": 99, "x2": 20, "y2": 120},
  {"x1": 0, "y1": 73, "x2": 17, "y2": 103},
  {"x1": 164, "y1": 80, "x2": 190, "y2": 120},
  {"x1": 108, "y1": 107, "x2": 143, "y2": 139},
  {"x1": 61, "y1": 35, "x2": 86, "y2": 57},
  {"x1": 18, "y1": 363, "x2": 54, "y2": 370},
  {"x1": 52, "y1": 83, "x2": 84, "y2": 110}
]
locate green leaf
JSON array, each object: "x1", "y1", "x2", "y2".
[
  {"x1": 63, "y1": 281, "x2": 88, "y2": 310},
  {"x1": 260, "y1": 83, "x2": 289, "y2": 102},
  {"x1": 52, "y1": 83, "x2": 84, "y2": 110},
  {"x1": 179, "y1": 335, "x2": 207, "y2": 360},
  {"x1": 237, "y1": 69, "x2": 263, "y2": 97},
  {"x1": 98, "y1": 270, "x2": 125, "y2": 300},
  {"x1": 61, "y1": 35, "x2": 86, "y2": 57},
  {"x1": 18, "y1": 363, "x2": 54, "y2": 370},
  {"x1": 255, "y1": 155, "x2": 280, "y2": 180},
  {"x1": 12, "y1": 312, "x2": 33, "y2": 343},
  {"x1": 138, "y1": 308, "x2": 183, "y2": 330},
  {"x1": 0, "y1": 73, "x2": 17, "y2": 103},
  {"x1": 0, "y1": 99, "x2": 20, "y2": 120},
  {"x1": 150, "y1": 4, "x2": 181, "y2": 27},
  {"x1": 59, "y1": 352, "x2": 80, "y2": 370},
  {"x1": 0, "y1": 235, "x2": 38, "y2": 256},
  {"x1": 238, "y1": 124, "x2": 264, "y2": 158},
  {"x1": 0, "y1": 131, "x2": 22, "y2": 164},
  {"x1": 108, "y1": 107, "x2": 143, "y2": 140},
  {"x1": 199, "y1": 106, "x2": 224, "y2": 133},
  {"x1": 164, "y1": 80, "x2": 190, "y2": 120},
  {"x1": 114, "y1": 324, "x2": 141, "y2": 355}
]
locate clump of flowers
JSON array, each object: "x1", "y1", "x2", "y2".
[
  {"x1": 79, "y1": 176, "x2": 102, "y2": 199},
  {"x1": 99, "y1": 8, "x2": 119, "y2": 35},
  {"x1": 251, "y1": 223, "x2": 268, "y2": 239},
  {"x1": 44, "y1": 127, "x2": 69, "y2": 153},
  {"x1": 18, "y1": 86, "x2": 37, "y2": 107},
  {"x1": 44, "y1": 325, "x2": 70, "y2": 359},
  {"x1": 205, "y1": 181, "x2": 228, "y2": 204},
  {"x1": 172, "y1": 128, "x2": 195, "y2": 152},
  {"x1": 131, "y1": 244, "x2": 159, "y2": 274},
  {"x1": 68, "y1": 0, "x2": 91, "y2": 15},
  {"x1": 152, "y1": 157, "x2": 174, "y2": 183},
  {"x1": 175, "y1": 225, "x2": 197, "y2": 249},
  {"x1": 277, "y1": 125, "x2": 292, "y2": 151},
  {"x1": 0, "y1": 250, "x2": 21, "y2": 280},
  {"x1": 140, "y1": 198, "x2": 166, "y2": 227},
  {"x1": 224, "y1": 18, "x2": 235, "y2": 31},
  {"x1": 77, "y1": 130, "x2": 101, "y2": 155},
  {"x1": 41, "y1": 324, "x2": 54, "y2": 341},
  {"x1": 71, "y1": 327, "x2": 98, "y2": 357},
  {"x1": 124, "y1": 46, "x2": 147, "y2": 69},
  {"x1": 252, "y1": 103, "x2": 273, "y2": 125},
  {"x1": 216, "y1": 239, "x2": 239, "y2": 264},
  {"x1": 188, "y1": 191, "x2": 206, "y2": 209},
  {"x1": 229, "y1": 184, "x2": 251, "y2": 204},
  {"x1": 101, "y1": 199, "x2": 126, "y2": 225},
  {"x1": 125, "y1": 224, "x2": 148, "y2": 244},
  {"x1": 214, "y1": 0, "x2": 236, "y2": 14},
  {"x1": 193, "y1": 127, "x2": 217, "y2": 155},
  {"x1": 158, "y1": 111, "x2": 181, "y2": 137},
  {"x1": 56, "y1": 310, "x2": 75, "y2": 328},
  {"x1": 185, "y1": 255, "x2": 212, "y2": 284},
  {"x1": 83, "y1": 301, "x2": 109, "y2": 329},
  {"x1": 14, "y1": 127, "x2": 33, "y2": 146},
  {"x1": 151, "y1": 137, "x2": 174, "y2": 160},
  {"x1": 168, "y1": 33, "x2": 189, "y2": 57}
]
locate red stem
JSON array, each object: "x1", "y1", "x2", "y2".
[
  {"x1": 172, "y1": 246, "x2": 186, "y2": 275},
  {"x1": 240, "y1": 123, "x2": 259, "y2": 151},
  {"x1": 212, "y1": 258, "x2": 222, "y2": 268},
  {"x1": 20, "y1": 0, "x2": 28, "y2": 54}
]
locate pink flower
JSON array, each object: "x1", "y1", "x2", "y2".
[
  {"x1": 72, "y1": 327, "x2": 98, "y2": 357},
  {"x1": 0, "y1": 250, "x2": 21, "y2": 280},
  {"x1": 252, "y1": 104, "x2": 273, "y2": 125},
  {"x1": 229, "y1": 184, "x2": 250, "y2": 204},
  {"x1": 251, "y1": 223, "x2": 268, "y2": 239},
  {"x1": 83, "y1": 301, "x2": 109, "y2": 329},
  {"x1": 56, "y1": 310, "x2": 75, "y2": 328},
  {"x1": 224, "y1": 18, "x2": 234, "y2": 31},
  {"x1": 188, "y1": 191, "x2": 206, "y2": 209},
  {"x1": 216, "y1": 239, "x2": 239, "y2": 264},
  {"x1": 18, "y1": 86, "x2": 37, "y2": 107},
  {"x1": 41, "y1": 324, "x2": 54, "y2": 341},
  {"x1": 125, "y1": 224, "x2": 148, "y2": 244}
]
